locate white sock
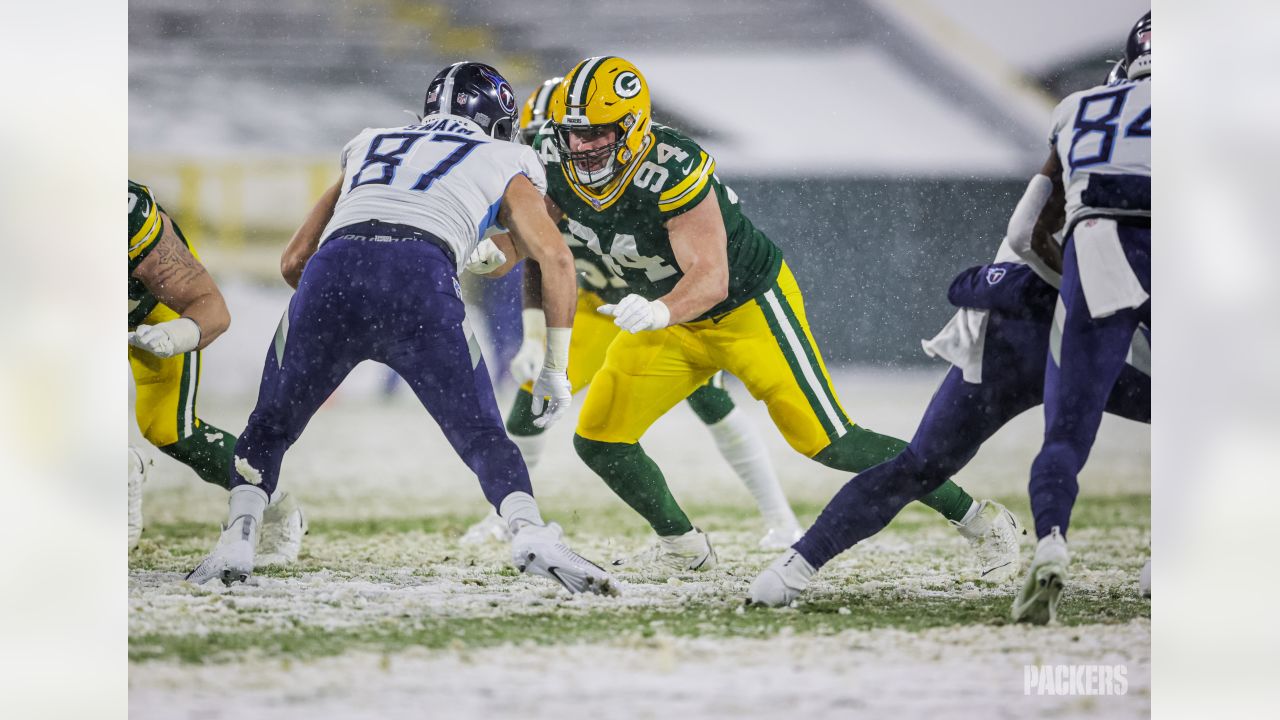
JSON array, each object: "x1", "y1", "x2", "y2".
[
  {"x1": 959, "y1": 500, "x2": 981, "y2": 526},
  {"x1": 499, "y1": 491, "x2": 544, "y2": 534},
  {"x1": 510, "y1": 433, "x2": 546, "y2": 471},
  {"x1": 228, "y1": 485, "x2": 269, "y2": 527},
  {"x1": 705, "y1": 408, "x2": 798, "y2": 529}
]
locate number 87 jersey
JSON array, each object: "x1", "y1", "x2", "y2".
[
  {"x1": 319, "y1": 115, "x2": 548, "y2": 268},
  {"x1": 1050, "y1": 76, "x2": 1150, "y2": 234}
]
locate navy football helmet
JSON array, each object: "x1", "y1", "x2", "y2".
[
  {"x1": 1125, "y1": 12, "x2": 1151, "y2": 79},
  {"x1": 423, "y1": 62, "x2": 520, "y2": 141}
]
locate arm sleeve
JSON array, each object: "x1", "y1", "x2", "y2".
[
  {"x1": 518, "y1": 146, "x2": 548, "y2": 195},
  {"x1": 947, "y1": 263, "x2": 1056, "y2": 321}
]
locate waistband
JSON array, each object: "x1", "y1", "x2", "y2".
[{"x1": 325, "y1": 220, "x2": 456, "y2": 266}]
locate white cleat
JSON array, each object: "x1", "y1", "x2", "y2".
[
  {"x1": 511, "y1": 522, "x2": 618, "y2": 596},
  {"x1": 186, "y1": 486, "x2": 267, "y2": 586},
  {"x1": 612, "y1": 527, "x2": 718, "y2": 573},
  {"x1": 257, "y1": 491, "x2": 308, "y2": 566},
  {"x1": 1139, "y1": 558, "x2": 1151, "y2": 598},
  {"x1": 952, "y1": 500, "x2": 1023, "y2": 583},
  {"x1": 460, "y1": 509, "x2": 513, "y2": 545},
  {"x1": 748, "y1": 549, "x2": 816, "y2": 607},
  {"x1": 758, "y1": 523, "x2": 804, "y2": 550},
  {"x1": 128, "y1": 446, "x2": 149, "y2": 551},
  {"x1": 1012, "y1": 527, "x2": 1069, "y2": 624},
  {"x1": 186, "y1": 516, "x2": 259, "y2": 586}
]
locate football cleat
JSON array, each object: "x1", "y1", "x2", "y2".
[
  {"x1": 128, "y1": 446, "x2": 149, "y2": 551},
  {"x1": 186, "y1": 516, "x2": 259, "y2": 586},
  {"x1": 611, "y1": 527, "x2": 718, "y2": 573},
  {"x1": 748, "y1": 549, "x2": 816, "y2": 607},
  {"x1": 758, "y1": 522, "x2": 804, "y2": 550},
  {"x1": 1011, "y1": 527, "x2": 1070, "y2": 624},
  {"x1": 460, "y1": 509, "x2": 513, "y2": 545},
  {"x1": 186, "y1": 486, "x2": 267, "y2": 586},
  {"x1": 511, "y1": 522, "x2": 617, "y2": 596},
  {"x1": 257, "y1": 491, "x2": 307, "y2": 566},
  {"x1": 952, "y1": 500, "x2": 1022, "y2": 583}
]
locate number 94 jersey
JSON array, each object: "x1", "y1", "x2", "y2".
[
  {"x1": 320, "y1": 114, "x2": 548, "y2": 269},
  {"x1": 536, "y1": 122, "x2": 782, "y2": 321},
  {"x1": 1050, "y1": 78, "x2": 1150, "y2": 234}
]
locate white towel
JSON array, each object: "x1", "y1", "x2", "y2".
[
  {"x1": 1073, "y1": 218, "x2": 1149, "y2": 319},
  {"x1": 921, "y1": 308, "x2": 989, "y2": 384}
]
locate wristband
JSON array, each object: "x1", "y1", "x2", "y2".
[{"x1": 544, "y1": 327, "x2": 572, "y2": 371}]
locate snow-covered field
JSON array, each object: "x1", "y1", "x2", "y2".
[{"x1": 126, "y1": 279, "x2": 1150, "y2": 719}]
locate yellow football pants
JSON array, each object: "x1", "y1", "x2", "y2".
[
  {"x1": 576, "y1": 262, "x2": 852, "y2": 457},
  {"x1": 129, "y1": 302, "x2": 204, "y2": 447}
]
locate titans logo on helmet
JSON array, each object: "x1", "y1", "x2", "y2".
[{"x1": 476, "y1": 65, "x2": 517, "y2": 114}]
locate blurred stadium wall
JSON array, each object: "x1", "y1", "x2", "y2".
[{"x1": 129, "y1": 0, "x2": 1149, "y2": 365}]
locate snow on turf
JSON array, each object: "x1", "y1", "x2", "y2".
[{"x1": 130, "y1": 368, "x2": 1149, "y2": 718}]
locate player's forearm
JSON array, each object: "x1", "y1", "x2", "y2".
[
  {"x1": 181, "y1": 292, "x2": 231, "y2": 349},
  {"x1": 282, "y1": 180, "x2": 341, "y2": 288},
  {"x1": 535, "y1": 247, "x2": 577, "y2": 329},
  {"x1": 522, "y1": 260, "x2": 544, "y2": 310},
  {"x1": 659, "y1": 264, "x2": 728, "y2": 324}
]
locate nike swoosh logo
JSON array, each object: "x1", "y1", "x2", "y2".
[
  {"x1": 980, "y1": 561, "x2": 1013, "y2": 578},
  {"x1": 547, "y1": 566, "x2": 578, "y2": 593}
]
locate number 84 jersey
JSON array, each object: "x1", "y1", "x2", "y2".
[
  {"x1": 320, "y1": 114, "x2": 548, "y2": 268},
  {"x1": 1050, "y1": 77, "x2": 1150, "y2": 234},
  {"x1": 537, "y1": 122, "x2": 782, "y2": 321}
]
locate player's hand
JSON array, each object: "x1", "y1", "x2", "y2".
[
  {"x1": 128, "y1": 318, "x2": 201, "y2": 358},
  {"x1": 464, "y1": 238, "x2": 507, "y2": 275},
  {"x1": 597, "y1": 294, "x2": 671, "y2": 334},
  {"x1": 509, "y1": 338, "x2": 546, "y2": 385},
  {"x1": 530, "y1": 367, "x2": 572, "y2": 428}
]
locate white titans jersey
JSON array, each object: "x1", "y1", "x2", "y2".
[
  {"x1": 321, "y1": 113, "x2": 547, "y2": 268},
  {"x1": 1049, "y1": 77, "x2": 1150, "y2": 233}
]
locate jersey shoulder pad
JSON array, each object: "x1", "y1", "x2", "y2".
[
  {"x1": 128, "y1": 180, "x2": 163, "y2": 264},
  {"x1": 1048, "y1": 84, "x2": 1112, "y2": 145},
  {"x1": 649, "y1": 124, "x2": 716, "y2": 216}
]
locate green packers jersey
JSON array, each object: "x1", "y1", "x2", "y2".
[
  {"x1": 564, "y1": 224, "x2": 630, "y2": 304},
  {"x1": 536, "y1": 123, "x2": 782, "y2": 320},
  {"x1": 128, "y1": 180, "x2": 193, "y2": 327}
]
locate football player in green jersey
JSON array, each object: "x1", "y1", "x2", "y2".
[
  {"x1": 460, "y1": 80, "x2": 804, "y2": 550},
  {"x1": 521, "y1": 57, "x2": 1020, "y2": 579},
  {"x1": 128, "y1": 181, "x2": 305, "y2": 560}
]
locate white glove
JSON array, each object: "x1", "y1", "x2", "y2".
[
  {"x1": 465, "y1": 238, "x2": 507, "y2": 275},
  {"x1": 597, "y1": 294, "x2": 671, "y2": 333},
  {"x1": 530, "y1": 367, "x2": 572, "y2": 428},
  {"x1": 509, "y1": 308, "x2": 547, "y2": 384},
  {"x1": 128, "y1": 318, "x2": 201, "y2": 358}
]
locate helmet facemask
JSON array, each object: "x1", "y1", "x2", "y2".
[{"x1": 555, "y1": 120, "x2": 629, "y2": 188}]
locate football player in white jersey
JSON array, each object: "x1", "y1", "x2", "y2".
[
  {"x1": 1007, "y1": 12, "x2": 1152, "y2": 623},
  {"x1": 187, "y1": 62, "x2": 616, "y2": 596}
]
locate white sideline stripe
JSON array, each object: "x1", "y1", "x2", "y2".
[
  {"x1": 183, "y1": 351, "x2": 197, "y2": 438},
  {"x1": 763, "y1": 289, "x2": 846, "y2": 437}
]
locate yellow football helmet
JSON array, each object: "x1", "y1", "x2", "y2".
[
  {"x1": 519, "y1": 77, "x2": 563, "y2": 146},
  {"x1": 550, "y1": 56, "x2": 653, "y2": 193}
]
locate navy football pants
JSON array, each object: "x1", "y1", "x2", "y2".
[
  {"x1": 230, "y1": 230, "x2": 531, "y2": 508},
  {"x1": 792, "y1": 314, "x2": 1149, "y2": 570},
  {"x1": 1029, "y1": 224, "x2": 1150, "y2": 539}
]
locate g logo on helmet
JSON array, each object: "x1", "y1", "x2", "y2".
[{"x1": 614, "y1": 71, "x2": 641, "y2": 99}]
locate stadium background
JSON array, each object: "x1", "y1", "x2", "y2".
[{"x1": 129, "y1": 0, "x2": 1150, "y2": 372}]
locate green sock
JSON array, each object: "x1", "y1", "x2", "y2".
[
  {"x1": 573, "y1": 434, "x2": 693, "y2": 536},
  {"x1": 505, "y1": 389, "x2": 546, "y2": 437},
  {"x1": 812, "y1": 424, "x2": 975, "y2": 523},
  {"x1": 684, "y1": 382, "x2": 734, "y2": 425},
  {"x1": 158, "y1": 421, "x2": 236, "y2": 489}
]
